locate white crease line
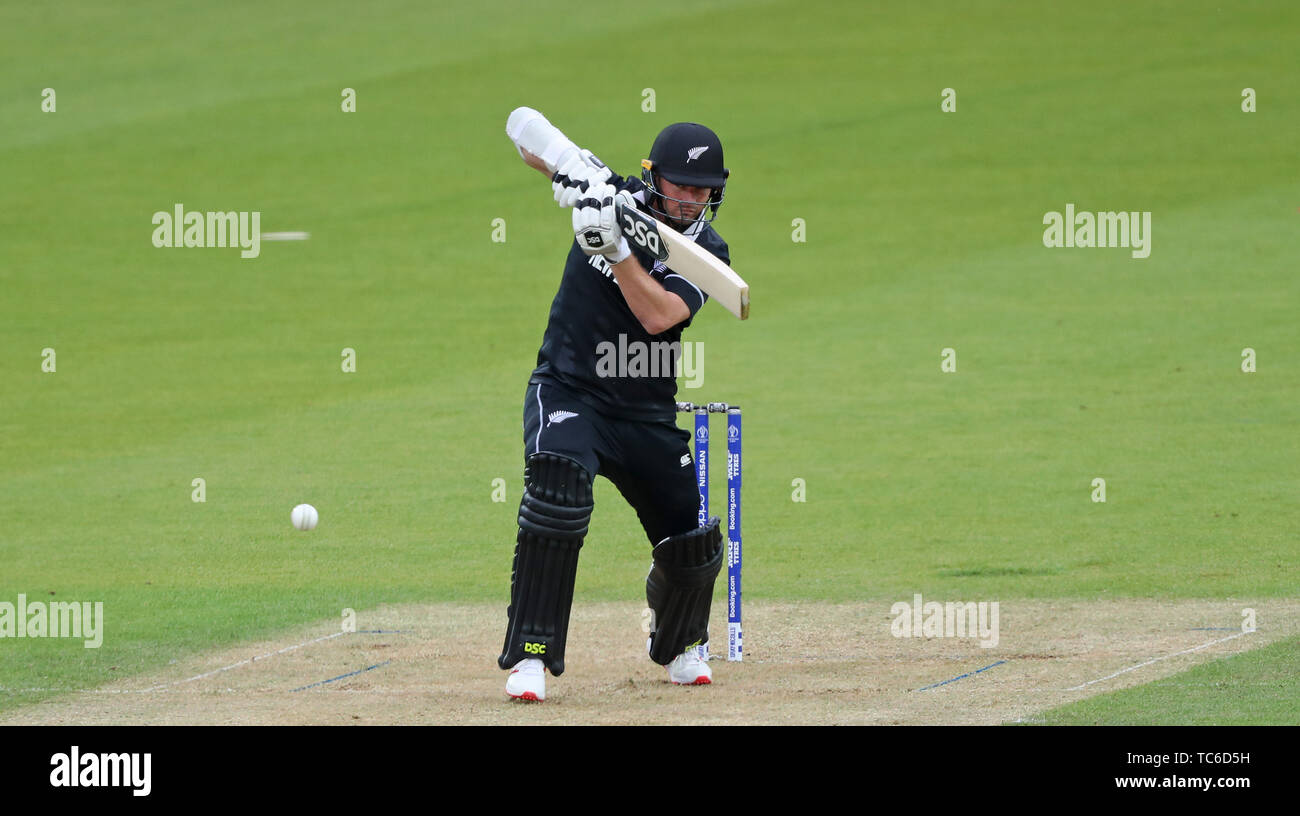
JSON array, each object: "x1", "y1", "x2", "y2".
[
  {"x1": 140, "y1": 631, "x2": 346, "y2": 692},
  {"x1": 1065, "y1": 630, "x2": 1253, "y2": 691}
]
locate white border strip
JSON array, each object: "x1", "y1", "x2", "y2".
[
  {"x1": 1066, "y1": 630, "x2": 1252, "y2": 691},
  {"x1": 534, "y1": 384, "x2": 544, "y2": 454}
]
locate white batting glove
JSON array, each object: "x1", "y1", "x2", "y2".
[
  {"x1": 573, "y1": 184, "x2": 634, "y2": 263},
  {"x1": 552, "y1": 149, "x2": 614, "y2": 208},
  {"x1": 553, "y1": 161, "x2": 595, "y2": 207}
]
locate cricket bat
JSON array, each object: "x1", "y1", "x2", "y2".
[{"x1": 506, "y1": 107, "x2": 750, "y2": 320}]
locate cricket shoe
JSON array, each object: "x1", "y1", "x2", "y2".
[
  {"x1": 506, "y1": 658, "x2": 546, "y2": 701},
  {"x1": 666, "y1": 647, "x2": 712, "y2": 685}
]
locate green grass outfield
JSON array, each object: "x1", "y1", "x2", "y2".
[
  {"x1": 1029, "y1": 634, "x2": 1300, "y2": 726},
  {"x1": 1, "y1": 0, "x2": 1296, "y2": 717}
]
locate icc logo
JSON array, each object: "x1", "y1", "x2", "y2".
[
  {"x1": 728, "y1": 425, "x2": 739, "y2": 442},
  {"x1": 696, "y1": 426, "x2": 708, "y2": 442}
]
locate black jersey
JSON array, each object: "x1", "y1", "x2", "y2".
[{"x1": 530, "y1": 174, "x2": 730, "y2": 421}]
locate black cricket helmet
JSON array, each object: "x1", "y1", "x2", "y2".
[{"x1": 640, "y1": 122, "x2": 728, "y2": 226}]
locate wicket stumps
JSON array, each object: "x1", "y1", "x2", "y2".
[{"x1": 676, "y1": 402, "x2": 742, "y2": 662}]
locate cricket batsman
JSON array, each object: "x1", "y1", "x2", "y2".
[{"x1": 498, "y1": 109, "x2": 731, "y2": 701}]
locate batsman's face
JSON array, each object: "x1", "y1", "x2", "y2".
[{"x1": 658, "y1": 176, "x2": 712, "y2": 225}]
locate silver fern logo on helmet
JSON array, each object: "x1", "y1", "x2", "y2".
[{"x1": 686, "y1": 146, "x2": 709, "y2": 163}]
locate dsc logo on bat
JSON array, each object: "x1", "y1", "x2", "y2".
[{"x1": 620, "y1": 210, "x2": 662, "y2": 258}]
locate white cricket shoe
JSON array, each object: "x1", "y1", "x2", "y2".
[
  {"x1": 666, "y1": 647, "x2": 713, "y2": 685},
  {"x1": 506, "y1": 658, "x2": 546, "y2": 701}
]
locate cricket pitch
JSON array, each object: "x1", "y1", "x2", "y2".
[{"x1": 1, "y1": 599, "x2": 1294, "y2": 725}]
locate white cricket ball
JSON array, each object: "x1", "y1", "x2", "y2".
[{"x1": 291, "y1": 503, "x2": 319, "y2": 531}]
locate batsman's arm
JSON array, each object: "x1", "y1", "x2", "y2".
[
  {"x1": 507, "y1": 107, "x2": 579, "y2": 173},
  {"x1": 507, "y1": 108, "x2": 611, "y2": 206},
  {"x1": 569, "y1": 182, "x2": 691, "y2": 334},
  {"x1": 519, "y1": 147, "x2": 552, "y2": 179},
  {"x1": 610, "y1": 254, "x2": 691, "y2": 336}
]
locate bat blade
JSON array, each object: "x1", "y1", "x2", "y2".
[{"x1": 616, "y1": 202, "x2": 749, "y2": 320}]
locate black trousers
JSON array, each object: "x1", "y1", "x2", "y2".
[{"x1": 523, "y1": 380, "x2": 698, "y2": 546}]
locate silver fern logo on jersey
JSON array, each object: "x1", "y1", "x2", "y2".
[{"x1": 546, "y1": 411, "x2": 579, "y2": 426}]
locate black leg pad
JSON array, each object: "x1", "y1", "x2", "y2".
[
  {"x1": 499, "y1": 453, "x2": 593, "y2": 676},
  {"x1": 646, "y1": 517, "x2": 724, "y2": 665}
]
